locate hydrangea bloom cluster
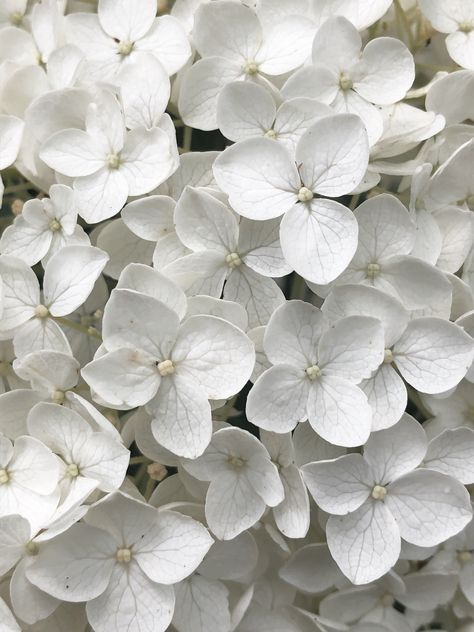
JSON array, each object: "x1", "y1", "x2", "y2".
[{"x1": 1, "y1": 1, "x2": 474, "y2": 631}]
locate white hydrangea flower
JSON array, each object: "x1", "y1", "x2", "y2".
[
  {"x1": 65, "y1": 0, "x2": 191, "y2": 80},
  {"x1": 0, "y1": 245, "x2": 108, "y2": 357},
  {"x1": 214, "y1": 113, "x2": 369, "y2": 283},
  {"x1": 182, "y1": 426, "x2": 284, "y2": 540},
  {"x1": 164, "y1": 185, "x2": 291, "y2": 328},
  {"x1": 39, "y1": 90, "x2": 179, "y2": 223},
  {"x1": 82, "y1": 288, "x2": 255, "y2": 457},
  {"x1": 178, "y1": 0, "x2": 315, "y2": 130},
  {"x1": 0, "y1": 434, "x2": 60, "y2": 523},
  {"x1": 247, "y1": 300, "x2": 384, "y2": 446},
  {"x1": 322, "y1": 284, "x2": 474, "y2": 428},
  {"x1": 0, "y1": 184, "x2": 89, "y2": 265},
  {"x1": 287, "y1": 16, "x2": 415, "y2": 144},
  {"x1": 27, "y1": 402, "x2": 130, "y2": 505},
  {"x1": 302, "y1": 415, "x2": 473, "y2": 584},
  {"x1": 216, "y1": 81, "x2": 333, "y2": 152},
  {"x1": 26, "y1": 492, "x2": 214, "y2": 632}
]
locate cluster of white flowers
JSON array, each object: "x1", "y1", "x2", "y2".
[{"x1": 1, "y1": 0, "x2": 474, "y2": 631}]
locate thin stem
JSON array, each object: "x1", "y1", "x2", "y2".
[
  {"x1": 394, "y1": 0, "x2": 415, "y2": 50},
  {"x1": 52, "y1": 316, "x2": 102, "y2": 340},
  {"x1": 349, "y1": 194, "x2": 360, "y2": 211},
  {"x1": 144, "y1": 477, "x2": 156, "y2": 500},
  {"x1": 183, "y1": 126, "x2": 193, "y2": 152},
  {"x1": 129, "y1": 456, "x2": 149, "y2": 465}
]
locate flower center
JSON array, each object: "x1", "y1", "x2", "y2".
[
  {"x1": 49, "y1": 219, "x2": 61, "y2": 232},
  {"x1": 51, "y1": 390, "x2": 66, "y2": 404},
  {"x1": 106, "y1": 153, "x2": 121, "y2": 170},
  {"x1": 10, "y1": 11, "x2": 23, "y2": 26},
  {"x1": 243, "y1": 60, "x2": 259, "y2": 75},
  {"x1": 157, "y1": 359, "x2": 175, "y2": 376},
  {"x1": 228, "y1": 455, "x2": 245, "y2": 469},
  {"x1": 116, "y1": 548, "x2": 132, "y2": 563},
  {"x1": 371, "y1": 484, "x2": 387, "y2": 500},
  {"x1": 0, "y1": 469, "x2": 10, "y2": 484},
  {"x1": 306, "y1": 365, "x2": 322, "y2": 380},
  {"x1": 339, "y1": 72, "x2": 353, "y2": 91},
  {"x1": 383, "y1": 348, "x2": 394, "y2": 364},
  {"x1": 117, "y1": 40, "x2": 134, "y2": 55},
  {"x1": 459, "y1": 22, "x2": 473, "y2": 33},
  {"x1": 26, "y1": 541, "x2": 39, "y2": 556},
  {"x1": 458, "y1": 550, "x2": 473, "y2": 564},
  {"x1": 264, "y1": 129, "x2": 277, "y2": 139},
  {"x1": 34, "y1": 304, "x2": 49, "y2": 318},
  {"x1": 65, "y1": 463, "x2": 79, "y2": 478},
  {"x1": 366, "y1": 263, "x2": 381, "y2": 279},
  {"x1": 225, "y1": 252, "x2": 242, "y2": 269},
  {"x1": 298, "y1": 186, "x2": 313, "y2": 203}
]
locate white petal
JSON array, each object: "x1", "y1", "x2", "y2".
[
  {"x1": 307, "y1": 377, "x2": 372, "y2": 447},
  {"x1": 246, "y1": 365, "x2": 309, "y2": 433},
  {"x1": 121, "y1": 195, "x2": 175, "y2": 241},
  {"x1": 26, "y1": 523, "x2": 116, "y2": 601},
  {"x1": 424, "y1": 427, "x2": 474, "y2": 484},
  {"x1": 256, "y1": 16, "x2": 315, "y2": 75},
  {"x1": 360, "y1": 364, "x2": 407, "y2": 431},
  {"x1": 239, "y1": 217, "x2": 292, "y2": 278},
  {"x1": 174, "y1": 186, "x2": 238, "y2": 253},
  {"x1": 263, "y1": 300, "x2": 324, "y2": 367},
  {"x1": 355, "y1": 37, "x2": 415, "y2": 104},
  {"x1": 301, "y1": 453, "x2": 372, "y2": 515},
  {"x1": 318, "y1": 315, "x2": 384, "y2": 381},
  {"x1": 171, "y1": 315, "x2": 255, "y2": 400},
  {"x1": 10, "y1": 435, "x2": 59, "y2": 494},
  {"x1": 44, "y1": 245, "x2": 108, "y2": 316},
  {"x1": 363, "y1": 414, "x2": 427, "y2": 484},
  {"x1": 97, "y1": 219, "x2": 155, "y2": 279},
  {"x1": 119, "y1": 54, "x2": 170, "y2": 129},
  {"x1": 98, "y1": 0, "x2": 156, "y2": 41},
  {"x1": 224, "y1": 265, "x2": 285, "y2": 329},
  {"x1": 102, "y1": 288, "x2": 179, "y2": 355},
  {"x1": 0, "y1": 255, "x2": 39, "y2": 331},
  {"x1": 149, "y1": 374, "x2": 213, "y2": 459},
  {"x1": 296, "y1": 114, "x2": 369, "y2": 196},
  {"x1": 354, "y1": 194, "x2": 415, "y2": 261},
  {"x1": 280, "y1": 199, "x2": 359, "y2": 284},
  {"x1": 279, "y1": 543, "x2": 341, "y2": 594},
  {"x1": 75, "y1": 168, "x2": 129, "y2": 224},
  {"x1": 0, "y1": 115, "x2": 24, "y2": 169},
  {"x1": 82, "y1": 348, "x2": 160, "y2": 408},
  {"x1": 134, "y1": 510, "x2": 213, "y2": 584},
  {"x1": 138, "y1": 14, "x2": 191, "y2": 76},
  {"x1": 178, "y1": 57, "x2": 242, "y2": 131},
  {"x1": 322, "y1": 283, "x2": 409, "y2": 348},
  {"x1": 326, "y1": 500, "x2": 401, "y2": 585},
  {"x1": 213, "y1": 137, "x2": 299, "y2": 220},
  {"x1": 393, "y1": 317, "x2": 474, "y2": 394},
  {"x1": 120, "y1": 127, "x2": 178, "y2": 196},
  {"x1": 40, "y1": 129, "x2": 104, "y2": 177},
  {"x1": 192, "y1": 1, "x2": 261, "y2": 61},
  {"x1": 216, "y1": 81, "x2": 276, "y2": 142},
  {"x1": 14, "y1": 318, "x2": 72, "y2": 359},
  {"x1": 205, "y1": 471, "x2": 265, "y2": 540},
  {"x1": 273, "y1": 464, "x2": 310, "y2": 538},
  {"x1": 386, "y1": 469, "x2": 472, "y2": 546},
  {"x1": 0, "y1": 216, "x2": 51, "y2": 266},
  {"x1": 86, "y1": 563, "x2": 175, "y2": 632},
  {"x1": 173, "y1": 575, "x2": 231, "y2": 632},
  {"x1": 117, "y1": 263, "x2": 187, "y2": 320}
]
